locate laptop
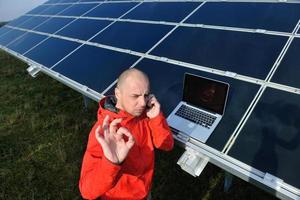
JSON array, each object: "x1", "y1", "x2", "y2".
[{"x1": 167, "y1": 73, "x2": 229, "y2": 143}]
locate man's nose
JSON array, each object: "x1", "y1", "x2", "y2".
[{"x1": 138, "y1": 96, "x2": 146, "y2": 107}]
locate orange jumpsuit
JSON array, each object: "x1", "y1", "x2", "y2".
[{"x1": 79, "y1": 97, "x2": 174, "y2": 200}]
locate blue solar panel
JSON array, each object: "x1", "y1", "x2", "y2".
[
  {"x1": 58, "y1": 3, "x2": 99, "y2": 16},
  {"x1": 152, "y1": 27, "x2": 287, "y2": 79},
  {"x1": 185, "y1": 2, "x2": 300, "y2": 33},
  {"x1": 7, "y1": 33, "x2": 47, "y2": 54},
  {"x1": 84, "y1": 2, "x2": 138, "y2": 18},
  {"x1": 45, "y1": 0, "x2": 62, "y2": 3},
  {"x1": 26, "y1": 5, "x2": 51, "y2": 15},
  {"x1": 228, "y1": 87, "x2": 300, "y2": 188},
  {"x1": 91, "y1": 21, "x2": 173, "y2": 53},
  {"x1": 24, "y1": 37, "x2": 80, "y2": 67},
  {"x1": 18, "y1": 16, "x2": 49, "y2": 30},
  {"x1": 52, "y1": 45, "x2": 139, "y2": 92},
  {"x1": 0, "y1": 27, "x2": 11, "y2": 38},
  {"x1": 59, "y1": 0, "x2": 80, "y2": 3},
  {"x1": 39, "y1": 4, "x2": 71, "y2": 15},
  {"x1": 57, "y1": 19, "x2": 111, "y2": 40},
  {"x1": 271, "y1": 38, "x2": 300, "y2": 89},
  {"x1": 6, "y1": 16, "x2": 31, "y2": 28},
  {"x1": 79, "y1": 0, "x2": 105, "y2": 2},
  {"x1": 34, "y1": 17, "x2": 74, "y2": 34},
  {"x1": 122, "y1": 2, "x2": 200, "y2": 22},
  {"x1": 0, "y1": 29, "x2": 25, "y2": 46}
]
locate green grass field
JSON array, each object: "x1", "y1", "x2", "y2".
[{"x1": 0, "y1": 50, "x2": 277, "y2": 199}]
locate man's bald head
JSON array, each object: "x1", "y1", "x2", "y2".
[
  {"x1": 116, "y1": 68, "x2": 149, "y2": 91},
  {"x1": 115, "y1": 68, "x2": 150, "y2": 116}
]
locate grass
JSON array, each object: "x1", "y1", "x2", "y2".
[{"x1": 0, "y1": 50, "x2": 277, "y2": 199}]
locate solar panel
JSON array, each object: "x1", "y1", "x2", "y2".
[
  {"x1": 56, "y1": 18, "x2": 111, "y2": 40},
  {"x1": 122, "y1": 2, "x2": 200, "y2": 22},
  {"x1": 271, "y1": 38, "x2": 300, "y2": 89},
  {"x1": 1, "y1": 0, "x2": 300, "y2": 199},
  {"x1": 91, "y1": 21, "x2": 173, "y2": 52},
  {"x1": 228, "y1": 87, "x2": 300, "y2": 188},
  {"x1": 7, "y1": 32, "x2": 47, "y2": 54},
  {"x1": 151, "y1": 27, "x2": 287, "y2": 79},
  {"x1": 186, "y1": 2, "x2": 300, "y2": 32}
]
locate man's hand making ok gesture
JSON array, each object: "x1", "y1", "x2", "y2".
[{"x1": 95, "y1": 115, "x2": 135, "y2": 165}]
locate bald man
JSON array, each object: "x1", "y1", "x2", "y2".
[{"x1": 79, "y1": 69, "x2": 174, "y2": 200}]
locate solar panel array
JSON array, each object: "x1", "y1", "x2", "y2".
[{"x1": 1, "y1": 0, "x2": 300, "y2": 198}]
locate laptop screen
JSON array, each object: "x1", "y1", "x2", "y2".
[{"x1": 183, "y1": 73, "x2": 229, "y2": 115}]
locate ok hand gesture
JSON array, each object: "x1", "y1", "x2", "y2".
[{"x1": 95, "y1": 115, "x2": 135, "y2": 164}]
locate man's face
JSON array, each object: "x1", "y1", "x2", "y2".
[{"x1": 115, "y1": 75, "x2": 150, "y2": 117}]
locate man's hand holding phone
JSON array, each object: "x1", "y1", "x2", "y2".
[{"x1": 146, "y1": 94, "x2": 160, "y2": 119}]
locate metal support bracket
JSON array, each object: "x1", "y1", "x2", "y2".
[
  {"x1": 224, "y1": 171, "x2": 234, "y2": 192},
  {"x1": 26, "y1": 65, "x2": 41, "y2": 78},
  {"x1": 177, "y1": 147, "x2": 209, "y2": 177}
]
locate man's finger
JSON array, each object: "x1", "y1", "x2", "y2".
[
  {"x1": 117, "y1": 127, "x2": 135, "y2": 148},
  {"x1": 95, "y1": 125, "x2": 105, "y2": 146},
  {"x1": 102, "y1": 115, "x2": 109, "y2": 137},
  {"x1": 109, "y1": 118, "x2": 122, "y2": 134}
]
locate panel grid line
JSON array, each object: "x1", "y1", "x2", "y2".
[
  {"x1": 24, "y1": 13, "x2": 295, "y2": 37},
  {"x1": 42, "y1": 0, "x2": 300, "y2": 6},
  {"x1": 7, "y1": 24, "x2": 300, "y2": 95},
  {"x1": 21, "y1": 2, "x2": 104, "y2": 56},
  {"x1": 223, "y1": 20, "x2": 300, "y2": 154},
  {"x1": 49, "y1": 1, "x2": 143, "y2": 70},
  {"x1": 100, "y1": 1, "x2": 206, "y2": 95}
]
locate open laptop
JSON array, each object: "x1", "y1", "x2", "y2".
[{"x1": 167, "y1": 73, "x2": 229, "y2": 143}]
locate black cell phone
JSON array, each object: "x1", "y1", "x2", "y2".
[{"x1": 146, "y1": 94, "x2": 154, "y2": 109}]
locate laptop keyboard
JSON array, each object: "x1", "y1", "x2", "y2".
[{"x1": 175, "y1": 105, "x2": 217, "y2": 128}]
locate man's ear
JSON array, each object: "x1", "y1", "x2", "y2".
[{"x1": 115, "y1": 87, "x2": 121, "y2": 100}]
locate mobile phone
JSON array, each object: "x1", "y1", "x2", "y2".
[{"x1": 146, "y1": 94, "x2": 154, "y2": 109}]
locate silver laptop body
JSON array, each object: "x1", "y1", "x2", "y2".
[{"x1": 167, "y1": 73, "x2": 229, "y2": 143}]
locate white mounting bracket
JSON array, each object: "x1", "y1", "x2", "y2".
[
  {"x1": 177, "y1": 147, "x2": 209, "y2": 177},
  {"x1": 26, "y1": 65, "x2": 41, "y2": 78}
]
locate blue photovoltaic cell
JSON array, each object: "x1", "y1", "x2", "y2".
[
  {"x1": 104, "y1": 59, "x2": 260, "y2": 151},
  {"x1": 57, "y1": 19, "x2": 111, "y2": 40},
  {"x1": 26, "y1": 5, "x2": 51, "y2": 15},
  {"x1": 0, "y1": 27, "x2": 12, "y2": 38},
  {"x1": 18, "y1": 16, "x2": 49, "y2": 30},
  {"x1": 122, "y1": 2, "x2": 200, "y2": 23},
  {"x1": 45, "y1": 0, "x2": 62, "y2": 3},
  {"x1": 34, "y1": 17, "x2": 74, "y2": 34},
  {"x1": 84, "y1": 2, "x2": 138, "y2": 18},
  {"x1": 6, "y1": 16, "x2": 31, "y2": 28},
  {"x1": 0, "y1": 29, "x2": 25, "y2": 46},
  {"x1": 7, "y1": 33, "x2": 47, "y2": 55},
  {"x1": 228, "y1": 88, "x2": 300, "y2": 188},
  {"x1": 39, "y1": 4, "x2": 71, "y2": 15},
  {"x1": 186, "y1": 2, "x2": 300, "y2": 33},
  {"x1": 24, "y1": 37, "x2": 80, "y2": 67},
  {"x1": 91, "y1": 21, "x2": 173, "y2": 53},
  {"x1": 58, "y1": 3, "x2": 98, "y2": 16},
  {"x1": 52, "y1": 45, "x2": 139, "y2": 92},
  {"x1": 80, "y1": 0, "x2": 105, "y2": 1},
  {"x1": 59, "y1": 0, "x2": 80, "y2": 3},
  {"x1": 152, "y1": 27, "x2": 287, "y2": 79},
  {"x1": 271, "y1": 38, "x2": 300, "y2": 89}
]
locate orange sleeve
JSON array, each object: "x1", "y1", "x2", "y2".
[
  {"x1": 148, "y1": 112, "x2": 174, "y2": 151},
  {"x1": 79, "y1": 123, "x2": 121, "y2": 199}
]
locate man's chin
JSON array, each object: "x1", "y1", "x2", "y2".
[{"x1": 132, "y1": 110, "x2": 145, "y2": 117}]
